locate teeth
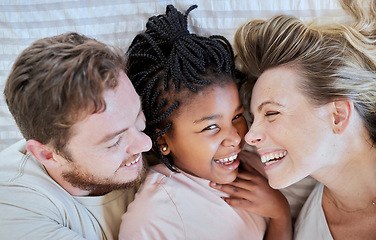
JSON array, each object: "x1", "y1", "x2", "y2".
[
  {"x1": 261, "y1": 151, "x2": 287, "y2": 163},
  {"x1": 215, "y1": 154, "x2": 238, "y2": 165},
  {"x1": 265, "y1": 160, "x2": 279, "y2": 166},
  {"x1": 122, "y1": 155, "x2": 141, "y2": 167}
]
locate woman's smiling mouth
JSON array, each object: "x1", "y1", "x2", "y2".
[{"x1": 260, "y1": 151, "x2": 287, "y2": 166}]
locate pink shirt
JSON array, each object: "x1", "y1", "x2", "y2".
[{"x1": 119, "y1": 164, "x2": 267, "y2": 240}]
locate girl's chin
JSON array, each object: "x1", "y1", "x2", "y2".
[{"x1": 213, "y1": 172, "x2": 238, "y2": 184}]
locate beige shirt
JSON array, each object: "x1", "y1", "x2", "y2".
[{"x1": 0, "y1": 140, "x2": 137, "y2": 240}]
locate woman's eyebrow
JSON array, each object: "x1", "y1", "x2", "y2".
[{"x1": 256, "y1": 101, "x2": 284, "y2": 112}]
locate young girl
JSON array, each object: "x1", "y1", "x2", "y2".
[{"x1": 119, "y1": 5, "x2": 291, "y2": 240}]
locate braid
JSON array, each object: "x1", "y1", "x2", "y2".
[{"x1": 126, "y1": 4, "x2": 237, "y2": 171}]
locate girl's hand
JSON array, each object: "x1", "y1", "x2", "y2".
[
  {"x1": 210, "y1": 161, "x2": 292, "y2": 239},
  {"x1": 210, "y1": 163, "x2": 290, "y2": 220}
]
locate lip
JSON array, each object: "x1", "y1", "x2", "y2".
[
  {"x1": 120, "y1": 153, "x2": 142, "y2": 169},
  {"x1": 258, "y1": 149, "x2": 287, "y2": 170},
  {"x1": 213, "y1": 149, "x2": 241, "y2": 170}
]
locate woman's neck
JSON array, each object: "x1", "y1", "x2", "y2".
[{"x1": 315, "y1": 145, "x2": 376, "y2": 211}]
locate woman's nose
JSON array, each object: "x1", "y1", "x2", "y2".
[{"x1": 245, "y1": 128, "x2": 264, "y2": 146}]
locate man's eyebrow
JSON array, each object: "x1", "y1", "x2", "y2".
[
  {"x1": 97, "y1": 127, "x2": 128, "y2": 145},
  {"x1": 97, "y1": 98, "x2": 143, "y2": 145}
]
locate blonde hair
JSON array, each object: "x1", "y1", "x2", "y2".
[{"x1": 234, "y1": 0, "x2": 376, "y2": 143}]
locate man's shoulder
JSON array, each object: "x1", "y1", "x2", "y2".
[
  {"x1": 0, "y1": 139, "x2": 27, "y2": 160},
  {"x1": 0, "y1": 139, "x2": 75, "y2": 207},
  {"x1": 0, "y1": 139, "x2": 31, "y2": 181}
]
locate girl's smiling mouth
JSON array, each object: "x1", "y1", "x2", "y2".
[{"x1": 214, "y1": 153, "x2": 238, "y2": 165}]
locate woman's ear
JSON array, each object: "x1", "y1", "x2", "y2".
[
  {"x1": 26, "y1": 139, "x2": 60, "y2": 168},
  {"x1": 157, "y1": 134, "x2": 170, "y2": 155},
  {"x1": 329, "y1": 100, "x2": 353, "y2": 134}
]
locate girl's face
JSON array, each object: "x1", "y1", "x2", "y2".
[
  {"x1": 161, "y1": 82, "x2": 248, "y2": 184},
  {"x1": 245, "y1": 65, "x2": 336, "y2": 189}
]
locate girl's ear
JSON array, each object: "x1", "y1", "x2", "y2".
[
  {"x1": 26, "y1": 139, "x2": 60, "y2": 168},
  {"x1": 329, "y1": 100, "x2": 353, "y2": 134},
  {"x1": 157, "y1": 134, "x2": 170, "y2": 155}
]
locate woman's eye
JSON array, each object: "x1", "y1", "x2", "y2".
[
  {"x1": 265, "y1": 111, "x2": 279, "y2": 117},
  {"x1": 201, "y1": 124, "x2": 218, "y2": 132},
  {"x1": 232, "y1": 113, "x2": 243, "y2": 121}
]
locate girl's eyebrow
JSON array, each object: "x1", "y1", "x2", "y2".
[
  {"x1": 193, "y1": 104, "x2": 243, "y2": 124},
  {"x1": 193, "y1": 114, "x2": 221, "y2": 124}
]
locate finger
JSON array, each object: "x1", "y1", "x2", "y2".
[
  {"x1": 237, "y1": 171, "x2": 267, "y2": 184},
  {"x1": 210, "y1": 178, "x2": 257, "y2": 193},
  {"x1": 212, "y1": 183, "x2": 258, "y2": 200},
  {"x1": 227, "y1": 178, "x2": 256, "y2": 190},
  {"x1": 236, "y1": 171, "x2": 257, "y2": 180},
  {"x1": 222, "y1": 197, "x2": 253, "y2": 209}
]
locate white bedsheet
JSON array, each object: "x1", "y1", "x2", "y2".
[{"x1": 0, "y1": 0, "x2": 348, "y2": 151}]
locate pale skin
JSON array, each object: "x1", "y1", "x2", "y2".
[
  {"x1": 26, "y1": 71, "x2": 152, "y2": 196},
  {"x1": 220, "y1": 65, "x2": 376, "y2": 239}
]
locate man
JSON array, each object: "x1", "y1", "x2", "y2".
[{"x1": 0, "y1": 32, "x2": 152, "y2": 239}]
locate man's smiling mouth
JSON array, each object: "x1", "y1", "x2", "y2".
[{"x1": 120, "y1": 154, "x2": 141, "y2": 167}]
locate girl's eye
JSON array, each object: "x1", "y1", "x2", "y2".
[
  {"x1": 232, "y1": 113, "x2": 243, "y2": 121},
  {"x1": 201, "y1": 124, "x2": 218, "y2": 132}
]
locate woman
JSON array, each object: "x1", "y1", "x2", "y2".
[{"x1": 210, "y1": 0, "x2": 376, "y2": 239}]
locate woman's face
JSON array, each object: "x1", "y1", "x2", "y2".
[
  {"x1": 245, "y1": 65, "x2": 336, "y2": 189},
  {"x1": 162, "y1": 82, "x2": 248, "y2": 184}
]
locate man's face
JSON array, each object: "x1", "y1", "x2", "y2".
[{"x1": 54, "y1": 71, "x2": 152, "y2": 196}]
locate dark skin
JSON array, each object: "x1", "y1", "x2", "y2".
[{"x1": 210, "y1": 150, "x2": 292, "y2": 240}]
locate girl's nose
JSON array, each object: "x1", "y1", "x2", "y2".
[{"x1": 222, "y1": 126, "x2": 242, "y2": 147}]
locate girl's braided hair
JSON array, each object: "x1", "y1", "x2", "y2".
[{"x1": 126, "y1": 4, "x2": 240, "y2": 171}]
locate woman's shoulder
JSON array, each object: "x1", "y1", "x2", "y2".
[{"x1": 294, "y1": 182, "x2": 332, "y2": 240}]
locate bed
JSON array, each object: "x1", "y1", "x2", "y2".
[{"x1": 0, "y1": 0, "x2": 348, "y2": 150}]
